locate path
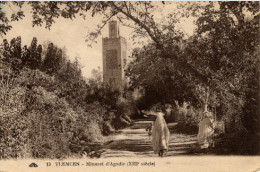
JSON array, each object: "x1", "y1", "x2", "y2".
[{"x1": 100, "y1": 121, "x2": 198, "y2": 158}]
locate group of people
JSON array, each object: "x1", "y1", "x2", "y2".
[{"x1": 144, "y1": 105, "x2": 215, "y2": 157}]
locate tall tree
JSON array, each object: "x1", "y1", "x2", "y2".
[
  {"x1": 2, "y1": 0, "x2": 259, "y2": 134},
  {"x1": 2, "y1": 37, "x2": 22, "y2": 69},
  {"x1": 43, "y1": 42, "x2": 55, "y2": 74},
  {"x1": 28, "y1": 37, "x2": 42, "y2": 69},
  {"x1": 21, "y1": 45, "x2": 30, "y2": 66},
  {"x1": 35, "y1": 44, "x2": 42, "y2": 69},
  {"x1": 43, "y1": 42, "x2": 64, "y2": 75}
]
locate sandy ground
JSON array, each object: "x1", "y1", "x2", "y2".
[
  {"x1": 1, "y1": 121, "x2": 259, "y2": 172},
  {"x1": 100, "y1": 121, "x2": 198, "y2": 158}
]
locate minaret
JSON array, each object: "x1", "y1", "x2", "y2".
[{"x1": 102, "y1": 21, "x2": 127, "y2": 89}]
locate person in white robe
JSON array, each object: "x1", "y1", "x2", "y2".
[
  {"x1": 197, "y1": 111, "x2": 215, "y2": 149},
  {"x1": 151, "y1": 109, "x2": 170, "y2": 157}
]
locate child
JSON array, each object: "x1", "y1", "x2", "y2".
[{"x1": 146, "y1": 123, "x2": 153, "y2": 137}]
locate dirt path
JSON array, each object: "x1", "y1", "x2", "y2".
[{"x1": 100, "y1": 121, "x2": 198, "y2": 158}]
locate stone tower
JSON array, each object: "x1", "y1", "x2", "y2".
[{"x1": 102, "y1": 21, "x2": 127, "y2": 88}]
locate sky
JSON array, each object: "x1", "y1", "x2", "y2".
[{"x1": 1, "y1": 2, "x2": 196, "y2": 78}]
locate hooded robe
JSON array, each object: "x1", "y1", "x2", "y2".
[
  {"x1": 197, "y1": 112, "x2": 214, "y2": 149},
  {"x1": 152, "y1": 112, "x2": 170, "y2": 154}
]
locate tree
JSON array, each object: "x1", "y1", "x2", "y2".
[
  {"x1": 126, "y1": 2, "x2": 259, "y2": 131},
  {"x1": 21, "y1": 45, "x2": 30, "y2": 66},
  {"x1": 2, "y1": 37, "x2": 22, "y2": 69},
  {"x1": 35, "y1": 44, "x2": 42, "y2": 69},
  {"x1": 1, "y1": 1, "x2": 259, "y2": 153},
  {"x1": 43, "y1": 42, "x2": 63, "y2": 74},
  {"x1": 25, "y1": 37, "x2": 42, "y2": 69},
  {"x1": 2, "y1": 2, "x2": 183, "y2": 47},
  {"x1": 2, "y1": 39, "x2": 11, "y2": 59},
  {"x1": 1, "y1": 37, "x2": 43, "y2": 70},
  {"x1": 189, "y1": 1, "x2": 259, "y2": 126},
  {"x1": 88, "y1": 67, "x2": 102, "y2": 88},
  {"x1": 126, "y1": 42, "x2": 195, "y2": 108},
  {"x1": 2, "y1": 2, "x2": 259, "y2": 103}
]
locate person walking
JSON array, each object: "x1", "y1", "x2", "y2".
[
  {"x1": 151, "y1": 107, "x2": 170, "y2": 157},
  {"x1": 197, "y1": 111, "x2": 215, "y2": 150}
]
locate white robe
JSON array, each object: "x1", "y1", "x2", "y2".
[
  {"x1": 152, "y1": 112, "x2": 170, "y2": 154},
  {"x1": 197, "y1": 116, "x2": 214, "y2": 149}
]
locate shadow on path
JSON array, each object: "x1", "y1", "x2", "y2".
[{"x1": 100, "y1": 121, "x2": 199, "y2": 158}]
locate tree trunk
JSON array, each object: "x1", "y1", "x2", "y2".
[{"x1": 204, "y1": 86, "x2": 210, "y2": 112}]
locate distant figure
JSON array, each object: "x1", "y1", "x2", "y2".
[
  {"x1": 146, "y1": 123, "x2": 153, "y2": 138},
  {"x1": 197, "y1": 111, "x2": 215, "y2": 149},
  {"x1": 152, "y1": 108, "x2": 170, "y2": 157},
  {"x1": 102, "y1": 110, "x2": 116, "y2": 136}
]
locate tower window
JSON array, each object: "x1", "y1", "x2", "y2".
[
  {"x1": 110, "y1": 24, "x2": 115, "y2": 32},
  {"x1": 106, "y1": 50, "x2": 117, "y2": 70}
]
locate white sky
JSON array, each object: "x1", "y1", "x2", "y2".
[{"x1": 1, "y1": 2, "x2": 196, "y2": 78}]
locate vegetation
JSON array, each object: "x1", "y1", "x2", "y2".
[
  {"x1": 0, "y1": 35, "x2": 138, "y2": 158},
  {"x1": 0, "y1": 1, "x2": 259, "y2": 155},
  {"x1": 126, "y1": 2, "x2": 259, "y2": 154},
  {"x1": 0, "y1": 37, "x2": 113, "y2": 158}
]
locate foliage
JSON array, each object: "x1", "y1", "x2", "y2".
[
  {"x1": 0, "y1": 62, "x2": 28, "y2": 158},
  {"x1": 126, "y1": 42, "x2": 196, "y2": 108},
  {"x1": 1, "y1": 2, "x2": 181, "y2": 46},
  {"x1": 0, "y1": 37, "x2": 110, "y2": 158},
  {"x1": 2, "y1": 37, "x2": 43, "y2": 71},
  {"x1": 187, "y1": 2, "x2": 259, "y2": 133},
  {"x1": 126, "y1": 2, "x2": 259, "y2": 154},
  {"x1": 85, "y1": 68, "x2": 120, "y2": 109},
  {"x1": 43, "y1": 43, "x2": 63, "y2": 74},
  {"x1": 1, "y1": 1, "x2": 259, "y2": 155}
]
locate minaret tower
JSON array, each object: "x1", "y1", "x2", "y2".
[{"x1": 102, "y1": 21, "x2": 127, "y2": 88}]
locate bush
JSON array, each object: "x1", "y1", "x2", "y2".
[
  {"x1": 0, "y1": 64, "x2": 28, "y2": 158},
  {"x1": 176, "y1": 102, "x2": 201, "y2": 127},
  {"x1": 0, "y1": 64, "x2": 106, "y2": 159}
]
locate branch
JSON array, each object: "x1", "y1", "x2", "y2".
[
  {"x1": 85, "y1": 12, "x2": 116, "y2": 47},
  {"x1": 108, "y1": 2, "x2": 163, "y2": 49}
]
